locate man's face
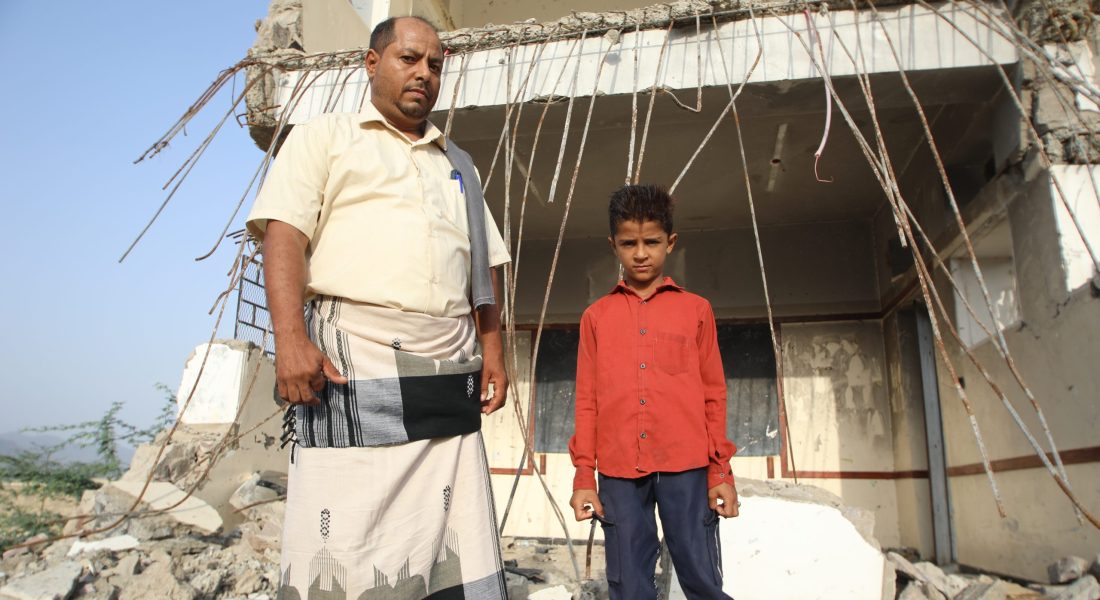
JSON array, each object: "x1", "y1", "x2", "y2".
[{"x1": 365, "y1": 19, "x2": 443, "y2": 132}]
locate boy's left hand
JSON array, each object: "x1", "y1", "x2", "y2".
[{"x1": 708, "y1": 482, "x2": 740, "y2": 518}]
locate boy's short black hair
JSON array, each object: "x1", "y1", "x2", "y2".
[
  {"x1": 608, "y1": 184, "x2": 675, "y2": 236},
  {"x1": 370, "y1": 16, "x2": 439, "y2": 53}
]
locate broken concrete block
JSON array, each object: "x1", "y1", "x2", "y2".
[
  {"x1": 0, "y1": 559, "x2": 83, "y2": 600},
  {"x1": 1054, "y1": 575, "x2": 1100, "y2": 600},
  {"x1": 112, "y1": 554, "x2": 142, "y2": 577},
  {"x1": 188, "y1": 569, "x2": 224, "y2": 597},
  {"x1": 888, "y1": 551, "x2": 926, "y2": 582},
  {"x1": 229, "y1": 472, "x2": 281, "y2": 512},
  {"x1": 528, "y1": 585, "x2": 573, "y2": 600},
  {"x1": 116, "y1": 559, "x2": 197, "y2": 600},
  {"x1": 1049, "y1": 556, "x2": 1092, "y2": 584},
  {"x1": 107, "y1": 481, "x2": 222, "y2": 535},
  {"x1": 232, "y1": 569, "x2": 265, "y2": 595},
  {"x1": 67, "y1": 535, "x2": 139, "y2": 557},
  {"x1": 913, "y1": 562, "x2": 969, "y2": 598},
  {"x1": 714, "y1": 479, "x2": 887, "y2": 600},
  {"x1": 956, "y1": 580, "x2": 1044, "y2": 600},
  {"x1": 504, "y1": 571, "x2": 530, "y2": 600}
]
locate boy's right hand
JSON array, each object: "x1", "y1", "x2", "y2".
[{"x1": 569, "y1": 490, "x2": 604, "y2": 521}]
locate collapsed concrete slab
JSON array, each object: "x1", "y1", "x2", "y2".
[
  {"x1": 0, "y1": 560, "x2": 82, "y2": 600},
  {"x1": 668, "y1": 478, "x2": 891, "y2": 600}
]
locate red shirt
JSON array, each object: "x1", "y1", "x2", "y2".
[{"x1": 569, "y1": 278, "x2": 737, "y2": 491}]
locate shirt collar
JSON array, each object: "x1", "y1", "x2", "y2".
[
  {"x1": 611, "y1": 277, "x2": 683, "y2": 298},
  {"x1": 358, "y1": 100, "x2": 447, "y2": 150}
]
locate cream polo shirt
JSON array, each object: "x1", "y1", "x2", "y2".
[{"x1": 245, "y1": 105, "x2": 511, "y2": 319}]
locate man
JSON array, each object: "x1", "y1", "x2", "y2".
[{"x1": 245, "y1": 16, "x2": 511, "y2": 599}]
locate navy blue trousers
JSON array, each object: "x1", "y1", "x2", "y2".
[{"x1": 598, "y1": 468, "x2": 733, "y2": 600}]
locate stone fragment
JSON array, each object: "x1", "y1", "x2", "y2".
[
  {"x1": 233, "y1": 569, "x2": 265, "y2": 595},
  {"x1": 914, "y1": 561, "x2": 969, "y2": 598},
  {"x1": 188, "y1": 568, "x2": 224, "y2": 597},
  {"x1": 107, "y1": 481, "x2": 222, "y2": 535},
  {"x1": 0, "y1": 559, "x2": 83, "y2": 600},
  {"x1": 1053, "y1": 575, "x2": 1100, "y2": 600},
  {"x1": 956, "y1": 580, "x2": 1044, "y2": 600},
  {"x1": 67, "y1": 535, "x2": 140, "y2": 557},
  {"x1": 504, "y1": 571, "x2": 530, "y2": 600},
  {"x1": 116, "y1": 559, "x2": 196, "y2": 600},
  {"x1": 578, "y1": 578, "x2": 609, "y2": 600},
  {"x1": 899, "y1": 582, "x2": 933, "y2": 600},
  {"x1": 1049, "y1": 556, "x2": 1092, "y2": 584},
  {"x1": 1091, "y1": 554, "x2": 1100, "y2": 580},
  {"x1": 229, "y1": 473, "x2": 282, "y2": 512},
  {"x1": 113, "y1": 554, "x2": 142, "y2": 577},
  {"x1": 889, "y1": 551, "x2": 926, "y2": 582},
  {"x1": 528, "y1": 585, "x2": 573, "y2": 600}
]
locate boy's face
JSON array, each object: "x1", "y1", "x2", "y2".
[{"x1": 609, "y1": 219, "x2": 677, "y2": 290}]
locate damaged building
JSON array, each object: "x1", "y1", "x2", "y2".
[{"x1": 224, "y1": 0, "x2": 1100, "y2": 594}]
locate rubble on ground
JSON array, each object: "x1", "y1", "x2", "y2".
[{"x1": 2, "y1": 431, "x2": 1097, "y2": 600}]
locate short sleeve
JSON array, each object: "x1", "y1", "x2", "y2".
[
  {"x1": 485, "y1": 202, "x2": 511, "y2": 267},
  {"x1": 245, "y1": 119, "x2": 331, "y2": 242}
]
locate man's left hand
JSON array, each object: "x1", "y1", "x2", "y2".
[
  {"x1": 480, "y1": 348, "x2": 507, "y2": 414},
  {"x1": 709, "y1": 482, "x2": 740, "y2": 518}
]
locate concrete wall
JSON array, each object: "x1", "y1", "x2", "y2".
[
  {"x1": 302, "y1": 0, "x2": 373, "y2": 52},
  {"x1": 936, "y1": 169, "x2": 1100, "y2": 580},
  {"x1": 883, "y1": 310, "x2": 936, "y2": 559}
]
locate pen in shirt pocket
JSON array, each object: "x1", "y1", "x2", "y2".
[{"x1": 450, "y1": 169, "x2": 465, "y2": 193}]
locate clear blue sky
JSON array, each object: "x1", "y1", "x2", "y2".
[{"x1": 0, "y1": 1, "x2": 271, "y2": 432}]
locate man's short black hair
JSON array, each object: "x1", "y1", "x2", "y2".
[
  {"x1": 608, "y1": 184, "x2": 675, "y2": 236},
  {"x1": 369, "y1": 16, "x2": 439, "y2": 53}
]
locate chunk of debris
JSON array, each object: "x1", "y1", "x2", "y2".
[
  {"x1": 67, "y1": 534, "x2": 140, "y2": 557},
  {"x1": 107, "y1": 480, "x2": 223, "y2": 536},
  {"x1": 1052, "y1": 575, "x2": 1100, "y2": 600},
  {"x1": 505, "y1": 571, "x2": 530, "y2": 600},
  {"x1": 708, "y1": 478, "x2": 889, "y2": 600},
  {"x1": 528, "y1": 585, "x2": 573, "y2": 600},
  {"x1": 913, "y1": 561, "x2": 969, "y2": 598},
  {"x1": 1049, "y1": 556, "x2": 1092, "y2": 584},
  {"x1": 0, "y1": 559, "x2": 83, "y2": 600},
  {"x1": 955, "y1": 580, "x2": 1044, "y2": 600},
  {"x1": 506, "y1": 565, "x2": 546, "y2": 583}
]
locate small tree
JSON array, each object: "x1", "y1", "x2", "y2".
[{"x1": 0, "y1": 385, "x2": 177, "y2": 550}]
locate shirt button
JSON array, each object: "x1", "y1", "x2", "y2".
[
  {"x1": 640, "y1": 328, "x2": 647, "y2": 335},
  {"x1": 640, "y1": 363, "x2": 647, "y2": 369},
  {"x1": 639, "y1": 398, "x2": 646, "y2": 405},
  {"x1": 719, "y1": 473, "x2": 726, "y2": 478},
  {"x1": 640, "y1": 432, "x2": 647, "y2": 439},
  {"x1": 641, "y1": 300, "x2": 647, "y2": 305}
]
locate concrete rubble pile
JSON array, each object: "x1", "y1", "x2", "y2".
[{"x1": 889, "y1": 551, "x2": 1100, "y2": 600}]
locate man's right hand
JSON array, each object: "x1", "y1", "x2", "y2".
[
  {"x1": 569, "y1": 489, "x2": 604, "y2": 521},
  {"x1": 275, "y1": 333, "x2": 349, "y2": 406}
]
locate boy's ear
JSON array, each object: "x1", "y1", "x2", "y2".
[
  {"x1": 667, "y1": 232, "x2": 678, "y2": 252},
  {"x1": 607, "y1": 236, "x2": 615, "y2": 252}
]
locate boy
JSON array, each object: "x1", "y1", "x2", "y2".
[{"x1": 568, "y1": 184, "x2": 739, "y2": 600}]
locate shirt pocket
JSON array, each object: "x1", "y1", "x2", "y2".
[{"x1": 656, "y1": 331, "x2": 688, "y2": 375}]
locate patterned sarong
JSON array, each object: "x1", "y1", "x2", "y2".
[
  {"x1": 277, "y1": 297, "x2": 506, "y2": 599},
  {"x1": 289, "y1": 296, "x2": 484, "y2": 448}
]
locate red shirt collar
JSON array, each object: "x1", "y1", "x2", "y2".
[{"x1": 611, "y1": 277, "x2": 683, "y2": 298}]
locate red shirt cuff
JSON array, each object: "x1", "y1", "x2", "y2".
[
  {"x1": 573, "y1": 466, "x2": 597, "y2": 491},
  {"x1": 708, "y1": 465, "x2": 733, "y2": 489}
]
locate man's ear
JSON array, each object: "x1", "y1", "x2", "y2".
[
  {"x1": 365, "y1": 48, "x2": 380, "y2": 78},
  {"x1": 667, "y1": 232, "x2": 678, "y2": 253}
]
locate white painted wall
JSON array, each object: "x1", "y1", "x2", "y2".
[
  {"x1": 1049, "y1": 165, "x2": 1100, "y2": 295},
  {"x1": 936, "y1": 171, "x2": 1100, "y2": 580}
]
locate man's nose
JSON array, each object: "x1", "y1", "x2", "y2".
[{"x1": 413, "y1": 59, "x2": 430, "y2": 80}]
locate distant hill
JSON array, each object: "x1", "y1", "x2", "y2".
[{"x1": 0, "y1": 430, "x2": 135, "y2": 465}]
